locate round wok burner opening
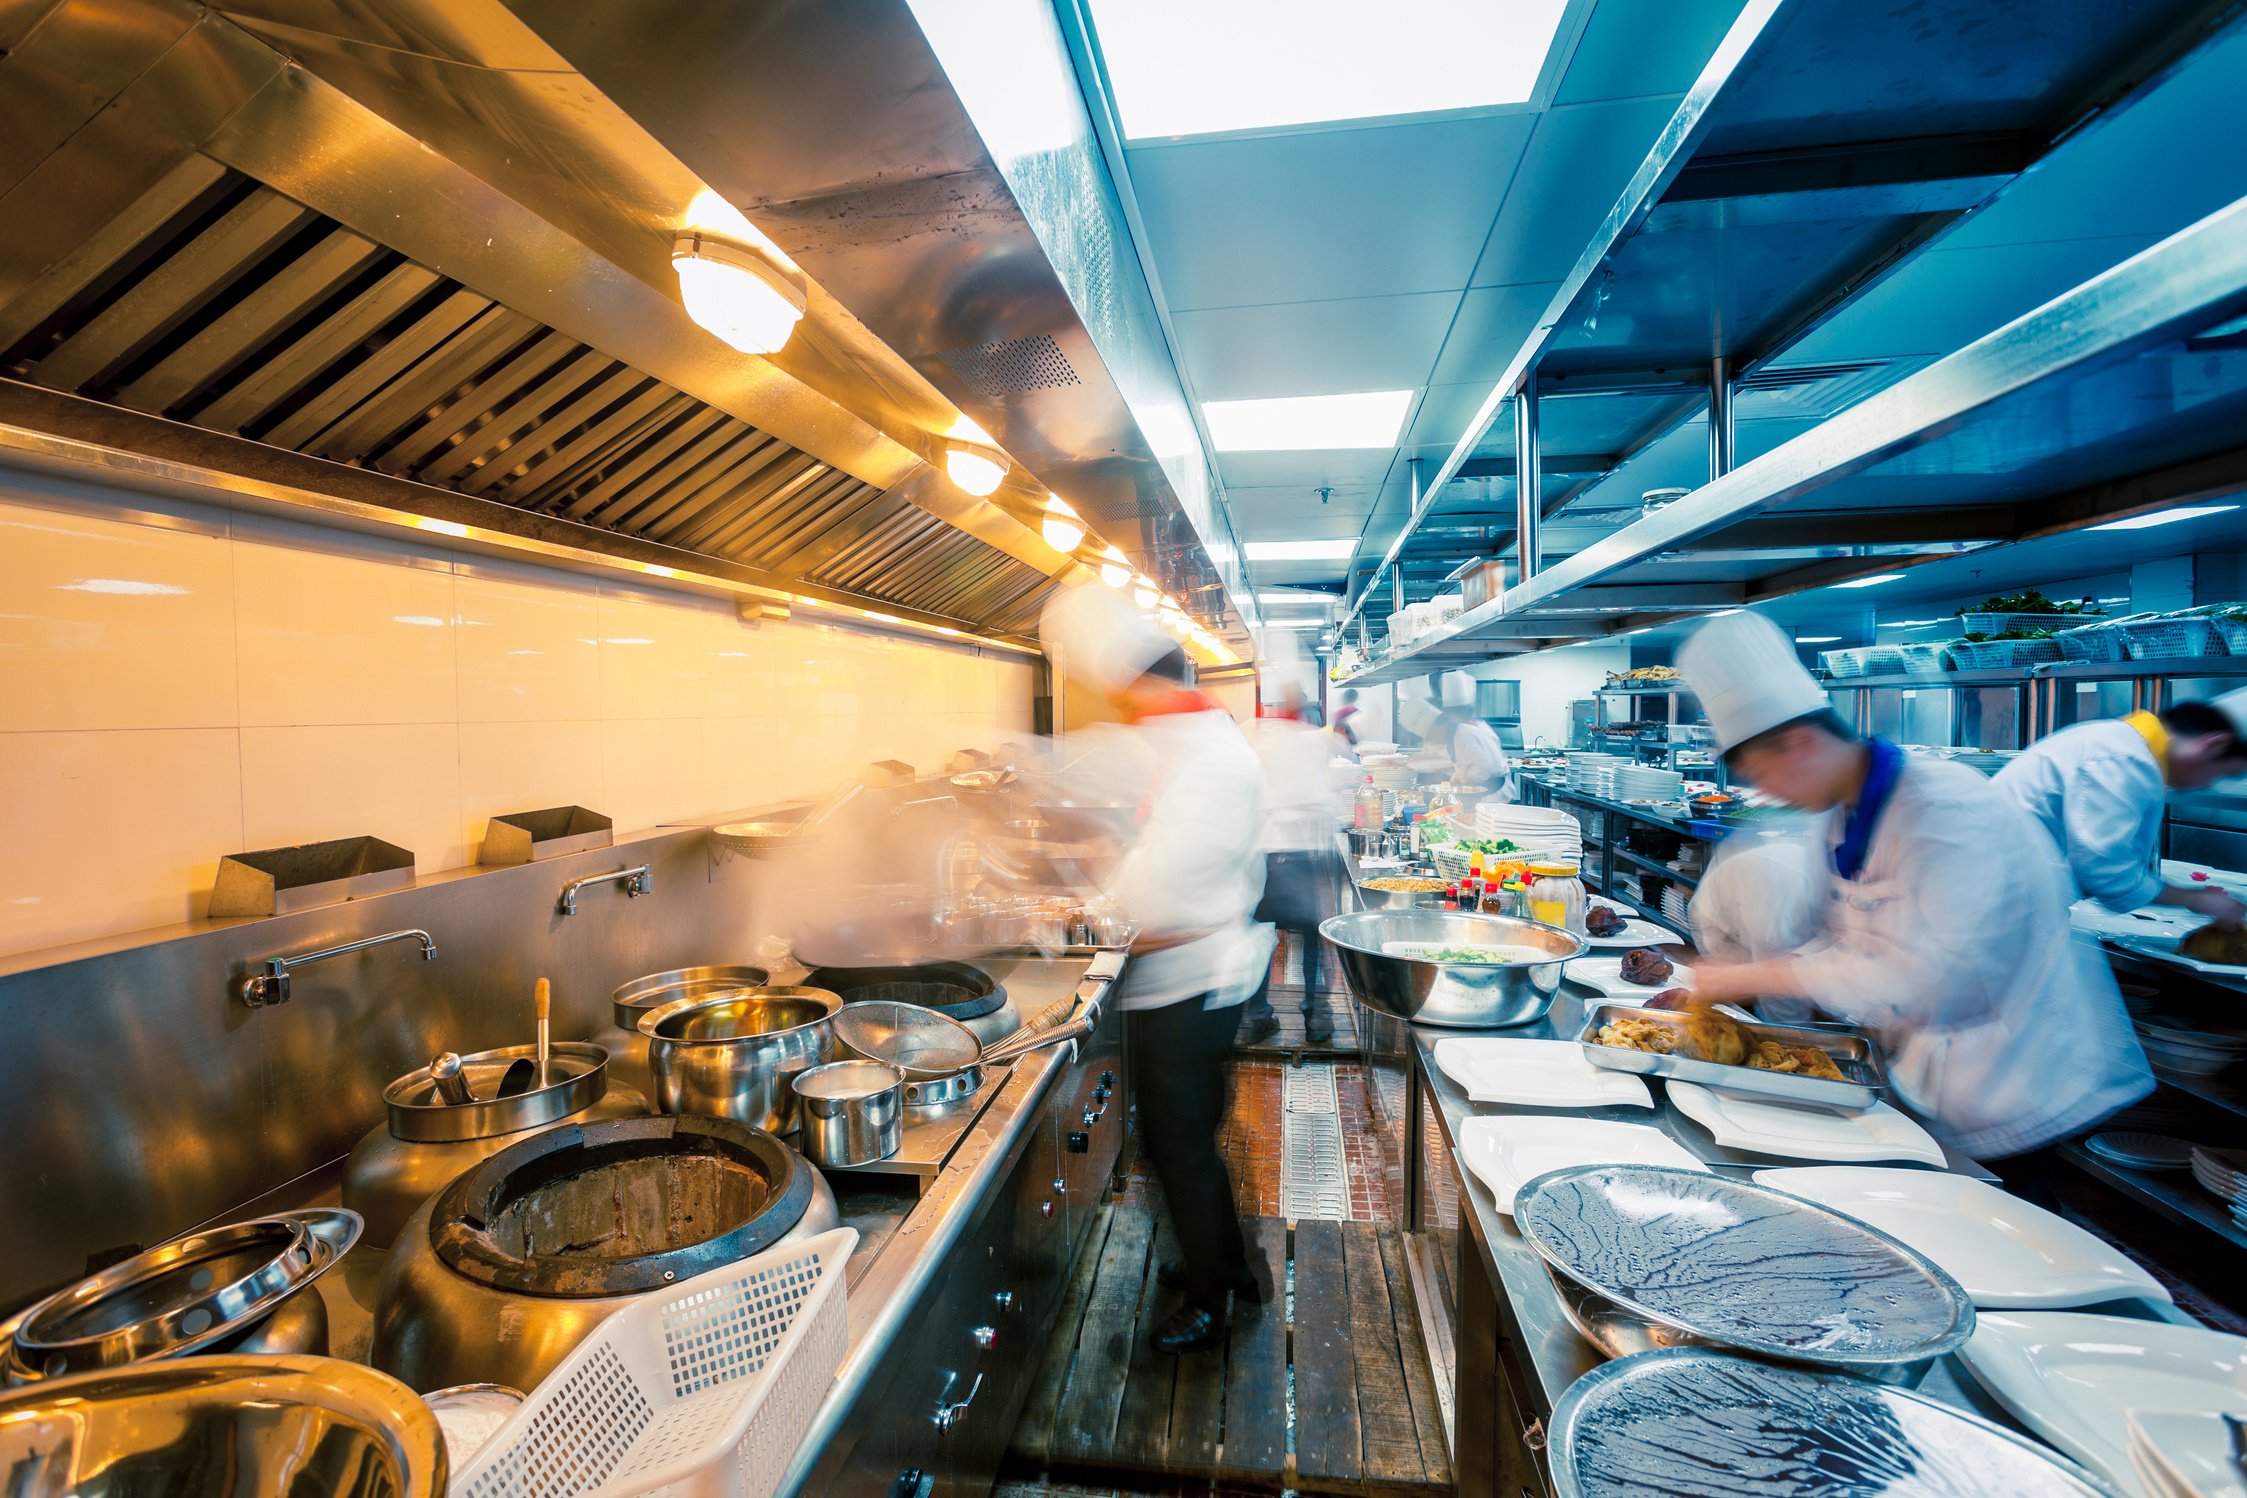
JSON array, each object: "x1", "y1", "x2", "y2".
[
  {"x1": 807, "y1": 961, "x2": 1005, "y2": 1022},
  {"x1": 486, "y1": 1153, "x2": 771, "y2": 1262}
]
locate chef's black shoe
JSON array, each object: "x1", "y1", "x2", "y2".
[
  {"x1": 1236, "y1": 1012, "x2": 1280, "y2": 1046},
  {"x1": 1148, "y1": 1303, "x2": 1227, "y2": 1354},
  {"x1": 1156, "y1": 1260, "x2": 1264, "y2": 1301},
  {"x1": 1304, "y1": 1009, "x2": 1335, "y2": 1044}
]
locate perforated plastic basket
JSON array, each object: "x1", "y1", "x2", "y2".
[{"x1": 452, "y1": 1228, "x2": 857, "y2": 1498}]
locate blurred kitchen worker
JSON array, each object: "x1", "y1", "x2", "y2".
[
  {"x1": 1688, "y1": 828, "x2": 1824, "y2": 1025},
  {"x1": 1438, "y1": 671, "x2": 1513, "y2": 803},
  {"x1": 1670, "y1": 613, "x2": 2150, "y2": 1164},
  {"x1": 1239, "y1": 690, "x2": 1350, "y2": 1047},
  {"x1": 1332, "y1": 687, "x2": 1362, "y2": 745},
  {"x1": 1042, "y1": 582, "x2": 1271, "y2": 1354},
  {"x1": 1993, "y1": 694, "x2": 2247, "y2": 929}
]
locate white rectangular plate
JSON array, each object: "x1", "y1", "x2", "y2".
[
  {"x1": 2131, "y1": 1411, "x2": 2247, "y2": 1498},
  {"x1": 1581, "y1": 917, "x2": 1682, "y2": 949},
  {"x1": 1959, "y1": 1311, "x2": 2247, "y2": 1498},
  {"x1": 2163, "y1": 859, "x2": 2247, "y2": 896},
  {"x1": 1753, "y1": 1165, "x2": 2171, "y2": 1309},
  {"x1": 1432, "y1": 1038, "x2": 1652, "y2": 1110},
  {"x1": 1455, "y1": 1115, "x2": 1708, "y2": 1214},
  {"x1": 1565, "y1": 954, "x2": 1693, "y2": 997},
  {"x1": 1668, "y1": 1080, "x2": 1945, "y2": 1166},
  {"x1": 2114, "y1": 933, "x2": 2247, "y2": 976},
  {"x1": 2070, "y1": 898, "x2": 2202, "y2": 947}
]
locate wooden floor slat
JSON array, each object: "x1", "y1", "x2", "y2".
[
  {"x1": 1214, "y1": 1218, "x2": 1289, "y2": 1486},
  {"x1": 1012, "y1": 1207, "x2": 1447, "y2": 1496}
]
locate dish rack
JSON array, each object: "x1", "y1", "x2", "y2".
[
  {"x1": 453, "y1": 1228, "x2": 856, "y2": 1498},
  {"x1": 2118, "y1": 614, "x2": 2226, "y2": 660}
]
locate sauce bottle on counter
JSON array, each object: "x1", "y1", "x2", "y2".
[{"x1": 1525, "y1": 862, "x2": 1587, "y2": 933}]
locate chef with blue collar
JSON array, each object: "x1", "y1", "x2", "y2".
[{"x1": 1670, "y1": 613, "x2": 2150, "y2": 1166}]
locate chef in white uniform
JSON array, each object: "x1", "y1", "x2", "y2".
[
  {"x1": 1671, "y1": 613, "x2": 2150, "y2": 1163},
  {"x1": 1041, "y1": 582, "x2": 1271, "y2": 1353},
  {"x1": 1993, "y1": 695, "x2": 2247, "y2": 927}
]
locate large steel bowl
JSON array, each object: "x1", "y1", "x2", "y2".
[
  {"x1": 0, "y1": 1355, "x2": 448, "y2": 1496},
  {"x1": 640, "y1": 987, "x2": 838, "y2": 1133},
  {"x1": 1321, "y1": 909, "x2": 1586, "y2": 1028}
]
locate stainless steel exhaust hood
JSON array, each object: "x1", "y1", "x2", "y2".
[{"x1": 0, "y1": 0, "x2": 1238, "y2": 646}]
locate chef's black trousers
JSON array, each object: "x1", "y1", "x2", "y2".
[
  {"x1": 1241, "y1": 849, "x2": 1334, "y2": 1022},
  {"x1": 1128, "y1": 994, "x2": 1251, "y2": 1312}
]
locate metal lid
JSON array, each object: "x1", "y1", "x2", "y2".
[
  {"x1": 804, "y1": 961, "x2": 1007, "y2": 1022},
  {"x1": 607, "y1": 964, "x2": 771, "y2": 1029},
  {"x1": 1516, "y1": 1165, "x2": 1974, "y2": 1373},
  {"x1": 4, "y1": 1209, "x2": 360, "y2": 1383},
  {"x1": 1528, "y1": 862, "x2": 1580, "y2": 876},
  {"x1": 428, "y1": 1116, "x2": 812, "y2": 1297},
  {"x1": 384, "y1": 1042, "x2": 611, "y2": 1143},
  {"x1": 1551, "y1": 1349, "x2": 2121, "y2": 1497},
  {"x1": 831, "y1": 999, "x2": 983, "y2": 1077}
]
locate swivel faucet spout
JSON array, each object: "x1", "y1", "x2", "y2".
[
  {"x1": 240, "y1": 928, "x2": 435, "y2": 1007},
  {"x1": 558, "y1": 863, "x2": 653, "y2": 916}
]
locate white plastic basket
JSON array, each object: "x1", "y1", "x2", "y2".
[{"x1": 452, "y1": 1228, "x2": 857, "y2": 1498}]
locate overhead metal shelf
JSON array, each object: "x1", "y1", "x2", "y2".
[
  {"x1": 1344, "y1": 0, "x2": 2244, "y2": 634},
  {"x1": 1340, "y1": 186, "x2": 2247, "y2": 683}
]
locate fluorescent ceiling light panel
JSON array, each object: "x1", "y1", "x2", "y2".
[
  {"x1": 1833, "y1": 573, "x2": 1906, "y2": 589},
  {"x1": 2089, "y1": 505, "x2": 2240, "y2": 531},
  {"x1": 1798, "y1": 636, "x2": 1843, "y2": 643},
  {"x1": 1245, "y1": 538, "x2": 1359, "y2": 560},
  {"x1": 1087, "y1": 0, "x2": 1569, "y2": 139},
  {"x1": 1258, "y1": 619, "x2": 1328, "y2": 630},
  {"x1": 1203, "y1": 390, "x2": 1413, "y2": 452}
]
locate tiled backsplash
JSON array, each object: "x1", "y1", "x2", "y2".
[{"x1": 0, "y1": 476, "x2": 1036, "y2": 959}]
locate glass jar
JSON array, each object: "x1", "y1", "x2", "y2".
[{"x1": 1525, "y1": 861, "x2": 1587, "y2": 933}]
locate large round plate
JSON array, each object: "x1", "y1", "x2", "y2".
[
  {"x1": 1515, "y1": 1165, "x2": 1973, "y2": 1376},
  {"x1": 1552, "y1": 1348, "x2": 2124, "y2": 1497}
]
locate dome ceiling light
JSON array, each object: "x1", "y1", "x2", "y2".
[{"x1": 670, "y1": 232, "x2": 808, "y2": 355}]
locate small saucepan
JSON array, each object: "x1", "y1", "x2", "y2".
[
  {"x1": 792, "y1": 1060, "x2": 905, "y2": 1166},
  {"x1": 833, "y1": 981, "x2": 1108, "y2": 1112}
]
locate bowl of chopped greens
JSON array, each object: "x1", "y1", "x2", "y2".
[{"x1": 1320, "y1": 909, "x2": 1586, "y2": 1029}]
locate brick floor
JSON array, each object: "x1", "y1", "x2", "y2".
[{"x1": 1117, "y1": 1058, "x2": 1390, "y2": 1224}]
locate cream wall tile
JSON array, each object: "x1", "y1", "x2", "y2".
[
  {"x1": 240, "y1": 723, "x2": 466, "y2": 873},
  {"x1": 701, "y1": 610, "x2": 760, "y2": 719},
  {"x1": 0, "y1": 728, "x2": 243, "y2": 957},
  {"x1": 455, "y1": 574, "x2": 600, "y2": 722},
  {"x1": 234, "y1": 537, "x2": 457, "y2": 726},
  {"x1": 0, "y1": 499, "x2": 239, "y2": 731},
  {"x1": 458, "y1": 720, "x2": 607, "y2": 857},
  {"x1": 598, "y1": 592, "x2": 718, "y2": 721},
  {"x1": 703, "y1": 718, "x2": 775, "y2": 815},
  {"x1": 600, "y1": 719, "x2": 711, "y2": 836}
]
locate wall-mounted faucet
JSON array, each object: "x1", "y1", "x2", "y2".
[
  {"x1": 239, "y1": 928, "x2": 435, "y2": 1007},
  {"x1": 558, "y1": 864, "x2": 653, "y2": 916}
]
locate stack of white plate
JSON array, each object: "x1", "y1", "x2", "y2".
[
  {"x1": 1613, "y1": 766, "x2": 1684, "y2": 802},
  {"x1": 1367, "y1": 763, "x2": 1417, "y2": 792},
  {"x1": 2191, "y1": 1147, "x2": 2247, "y2": 1231},
  {"x1": 2129, "y1": 1408, "x2": 2247, "y2": 1498},
  {"x1": 2136, "y1": 1016, "x2": 2247, "y2": 1077},
  {"x1": 1565, "y1": 752, "x2": 1623, "y2": 796},
  {"x1": 1475, "y1": 805, "x2": 1584, "y2": 863}
]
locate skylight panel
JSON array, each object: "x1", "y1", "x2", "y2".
[{"x1": 1088, "y1": 0, "x2": 1571, "y2": 139}]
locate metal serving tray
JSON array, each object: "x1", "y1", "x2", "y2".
[{"x1": 1574, "y1": 1002, "x2": 1888, "y2": 1109}]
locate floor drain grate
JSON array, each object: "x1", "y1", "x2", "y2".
[
  {"x1": 1283, "y1": 1064, "x2": 1339, "y2": 1114},
  {"x1": 1281, "y1": 1111, "x2": 1349, "y2": 1220}
]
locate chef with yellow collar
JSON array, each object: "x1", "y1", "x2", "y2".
[{"x1": 1993, "y1": 694, "x2": 2247, "y2": 928}]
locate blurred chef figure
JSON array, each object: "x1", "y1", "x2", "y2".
[
  {"x1": 1332, "y1": 686, "x2": 1363, "y2": 746},
  {"x1": 1671, "y1": 612, "x2": 2150, "y2": 1165},
  {"x1": 1240, "y1": 688, "x2": 1350, "y2": 1047},
  {"x1": 1688, "y1": 830, "x2": 1824, "y2": 1024},
  {"x1": 1439, "y1": 671, "x2": 1513, "y2": 804},
  {"x1": 1042, "y1": 582, "x2": 1271, "y2": 1354},
  {"x1": 1993, "y1": 694, "x2": 2247, "y2": 928}
]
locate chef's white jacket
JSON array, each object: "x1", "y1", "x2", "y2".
[
  {"x1": 1449, "y1": 719, "x2": 1513, "y2": 801},
  {"x1": 1102, "y1": 707, "x2": 1274, "y2": 1012},
  {"x1": 1251, "y1": 717, "x2": 1350, "y2": 854},
  {"x1": 1992, "y1": 719, "x2": 2166, "y2": 912},
  {"x1": 1782, "y1": 754, "x2": 2150, "y2": 1158}
]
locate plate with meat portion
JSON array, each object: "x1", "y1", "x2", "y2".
[
  {"x1": 1575, "y1": 1001, "x2": 1886, "y2": 1110},
  {"x1": 1566, "y1": 950, "x2": 1691, "y2": 997},
  {"x1": 1579, "y1": 904, "x2": 1682, "y2": 949}
]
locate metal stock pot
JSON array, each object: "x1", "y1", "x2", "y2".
[{"x1": 640, "y1": 986, "x2": 839, "y2": 1133}]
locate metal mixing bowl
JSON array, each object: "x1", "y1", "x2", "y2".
[
  {"x1": 0, "y1": 1355, "x2": 448, "y2": 1496},
  {"x1": 641, "y1": 986, "x2": 838, "y2": 1133},
  {"x1": 1321, "y1": 909, "x2": 1586, "y2": 1028}
]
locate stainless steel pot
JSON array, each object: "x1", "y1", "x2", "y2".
[
  {"x1": 345, "y1": 1043, "x2": 650, "y2": 1248},
  {"x1": 371, "y1": 1115, "x2": 838, "y2": 1393},
  {"x1": 0, "y1": 1210, "x2": 358, "y2": 1385},
  {"x1": 792, "y1": 1060, "x2": 904, "y2": 1166},
  {"x1": 594, "y1": 964, "x2": 771, "y2": 1095},
  {"x1": 0, "y1": 1356, "x2": 448, "y2": 1497},
  {"x1": 641, "y1": 986, "x2": 839, "y2": 1133},
  {"x1": 1321, "y1": 908, "x2": 1586, "y2": 1028}
]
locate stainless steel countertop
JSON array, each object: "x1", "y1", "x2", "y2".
[{"x1": 1411, "y1": 985, "x2": 2190, "y2": 1430}]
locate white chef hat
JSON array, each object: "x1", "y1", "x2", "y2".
[
  {"x1": 2215, "y1": 687, "x2": 2247, "y2": 742},
  {"x1": 1039, "y1": 581, "x2": 1176, "y2": 694},
  {"x1": 1398, "y1": 692, "x2": 1440, "y2": 737},
  {"x1": 1677, "y1": 612, "x2": 1831, "y2": 753},
  {"x1": 1438, "y1": 670, "x2": 1477, "y2": 709}
]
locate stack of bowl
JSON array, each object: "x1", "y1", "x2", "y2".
[
  {"x1": 2191, "y1": 1146, "x2": 2247, "y2": 1230},
  {"x1": 2134, "y1": 1014, "x2": 2247, "y2": 1076}
]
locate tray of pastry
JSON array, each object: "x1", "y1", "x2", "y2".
[{"x1": 1574, "y1": 1002, "x2": 1888, "y2": 1110}]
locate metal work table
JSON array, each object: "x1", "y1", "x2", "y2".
[{"x1": 1401, "y1": 986, "x2": 2187, "y2": 1498}]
